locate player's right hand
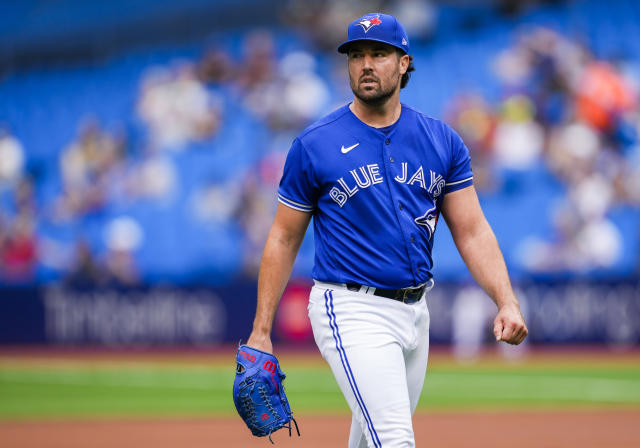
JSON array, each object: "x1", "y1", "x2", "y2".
[{"x1": 246, "y1": 332, "x2": 273, "y2": 354}]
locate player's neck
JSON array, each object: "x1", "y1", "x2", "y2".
[{"x1": 350, "y1": 95, "x2": 402, "y2": 128}]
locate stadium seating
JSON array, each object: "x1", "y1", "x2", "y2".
[{"x1": 1, "y1": 0, "x2": 638, "y2": 284}]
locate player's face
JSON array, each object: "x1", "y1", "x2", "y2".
[{"x1": 347, "y1": 42, "x2": 408, "y2": 106}]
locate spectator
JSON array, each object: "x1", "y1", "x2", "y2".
[
  {"x1": 57, "y1": 119, "x2": 124, "y2": 219},
  {"x1": 546, "y1": 120, "x2": 600, "y2": 185},
  {"x1": 492, "y1": 94, "x2": 544, "y2": 171},
  {"x1": 0, "y1": 211, "x2": 37, "y2": 283},
  {"x1": 104, "y1": 217, "x2": 143, "y2": 287},
  {"x1": 445, "y1": 94, "x2": 497, "y2": 191},
  {"x1": 244, "y1": 50, "x2": 330, "y2": 130},
  {"x1": 235, "y1": 150, "x2": 287, "y2": 274},
  {"x1": 138, "y1": 62, "x2": 222, "y2": 151},
  {"x1": 14, "y1": 176, "x2": 36, "y2": 215},
  {"x1": 126, "y1": 153, "x2": 177, "y2": 202},
  {"x1": 237, "y1": 31, "x2": 277, "y2": 91},
  {"x1": 197, "y1": 47, "x2": 236, "y2": 85},
  {"x1": 65, "y1": 240, "x2": 108, "y2": 288},
  {"x1": 575, "y1": 61, "x2": 636, "y2": 133},
  {"x1": 0, "y1": 125, "x2": 24, "y2": 187}
]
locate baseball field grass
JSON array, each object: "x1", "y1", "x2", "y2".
[{"x1": 1, "y1": 348, "x2": 639, "y2": 420}]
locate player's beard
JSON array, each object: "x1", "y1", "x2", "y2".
[{"x1": 350, "y1": 71, "x2": 400, "y2": 107}]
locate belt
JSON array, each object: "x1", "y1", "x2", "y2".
[{"x1": 345, "y1": 282, "x2": 429, "y2": 304}]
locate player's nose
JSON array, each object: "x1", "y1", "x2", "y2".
[{"x1": 362, "y1": 53, "x2": 374, "y2": 69}]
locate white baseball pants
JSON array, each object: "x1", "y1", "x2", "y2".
[{"x1": 308, "y1": 281, "x2": 431, "y2": 448}]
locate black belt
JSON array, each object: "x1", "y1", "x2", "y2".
[{"x1": 345, "y1": 282, "x2": 426, "y2": 304}]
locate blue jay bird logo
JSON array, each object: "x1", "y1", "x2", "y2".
[
  {"x1": 358, "y1": 15, "x2": 382, "y2": 33},
  {"x1": 414, "y1": 206, "x2": 439, "y2": 240}
]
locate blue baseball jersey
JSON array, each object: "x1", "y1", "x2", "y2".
[{"x1": 277, "y1": 103, "x2": 473, "y2": 289}]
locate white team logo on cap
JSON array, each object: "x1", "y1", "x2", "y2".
[
  {"x1": 402, "y1": 38, "x2": 408, "y2": 46},
  {"x1": 358, "y1": 15, "x2": 382, "y2": 33}
]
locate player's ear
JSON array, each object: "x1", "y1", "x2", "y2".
[{"x1": 398, "y1": 52, "x2": 410, "y2": 75}]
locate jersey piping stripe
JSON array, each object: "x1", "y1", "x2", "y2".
[
  {"x1": 277, "y1": 194, "x2": 314, "y2": 212},
  {"x1": 277, "y1": 197, "x2": 313, "y2": 213},
  {"x1": 445, "y1": 176, "x2": 473, "y2": 186},
  {"x1": 324, "y1": 289, "x2": 382, "y2": 448},
  {"x1": 278, "y1": 194, "x2": 313, "y2": 209}
]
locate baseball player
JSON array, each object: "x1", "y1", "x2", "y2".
[{"x1": 246, "y1": 12, "x2": 528, "y2": 447}]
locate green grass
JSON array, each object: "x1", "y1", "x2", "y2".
[{"x1": 1, "y1": 357, "x2": 639, "y2": 419}]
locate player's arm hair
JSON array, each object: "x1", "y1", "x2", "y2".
[
  {"x1": 249, "y1": 203, "x2": 312, "y2": 349},
  {"x1": 440, "y1": 185, "x2": 518, "y2": 309}
]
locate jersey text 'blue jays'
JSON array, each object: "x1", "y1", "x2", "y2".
[{"x1": 278, "y1": 104, "x2": 473, "y2": 289}]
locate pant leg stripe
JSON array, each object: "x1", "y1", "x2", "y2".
[
  {"x1": 328, "y1": 290, "x2": 382, "y2": 448},
  {"x1": 324, "y1": 289, "x2": 381, "y2": 448}
]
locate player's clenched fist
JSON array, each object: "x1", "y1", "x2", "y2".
[{"x1": 493, "y1": 303, "x2": 528, "y2": 345}]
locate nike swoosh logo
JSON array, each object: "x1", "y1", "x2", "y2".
[{"x1": 341, "y1": 143, "x2": 360, "y2": 154}]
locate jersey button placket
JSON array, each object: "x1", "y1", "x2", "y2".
[{"x1": 380, "y1": 133, "x2": 419, "y2": 284}]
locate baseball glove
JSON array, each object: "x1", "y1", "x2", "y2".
[{"x1": 233, "y1": 344, "x2": 300, "y2": 443}]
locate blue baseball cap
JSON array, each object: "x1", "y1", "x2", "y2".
[{"x1": 337, "y1": 13, "x2": 410, "y2": 55}]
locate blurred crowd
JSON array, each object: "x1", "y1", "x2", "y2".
[
  {"x1": 0, "y1": 26, "x2": 334, "y2": 285},
  {"x1": 1, "y1": 1, "x2": 639, "y2": 286},
  {"x1": 447, "y1": 27, "x2": 640, "y2": 273}
]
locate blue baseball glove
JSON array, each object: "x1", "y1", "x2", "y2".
[{"x1": 233, "y1": 344, "x2": 300, "y2": 443}]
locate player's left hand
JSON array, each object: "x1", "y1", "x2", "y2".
[{"x1": 493, "y1": 303, "x2": 528, "y2": 345}]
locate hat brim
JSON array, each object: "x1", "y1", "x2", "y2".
[{"x1": 337, "y1": 37, "x2": 408, "y2": 54}]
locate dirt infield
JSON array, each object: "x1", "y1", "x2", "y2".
[
  {"x1": 2, "y1": 410, "x2": 639, "y2": 448},
  {"x1": 1, "y1": 345, "x2": 639, "y2": 367}
]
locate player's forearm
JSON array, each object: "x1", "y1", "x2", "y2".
[
  {"x1": 250, "y1": 227, "x2": 304, "y2": 339},
  {"x1": 455, "y1": 219, "x2": 518, "y2": 309}
]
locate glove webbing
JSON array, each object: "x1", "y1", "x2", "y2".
[
  {"x1": 270, "y1": 415, "x2": 300, "y2": 444},
  {"x1": 258, "y1": 384, "x2": 300, "y2": 443}
]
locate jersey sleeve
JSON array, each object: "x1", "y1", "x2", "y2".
[
  {"x1": 444, "y1": 126, "x2": 474, "y2": 194},
  {"x1": 277, "y1": 138, "x2": 317, "y2": 213}
]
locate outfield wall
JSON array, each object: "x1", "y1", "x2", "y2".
[{"x1": 1, "y1": 279, "x2": 638, "y2": 346}]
